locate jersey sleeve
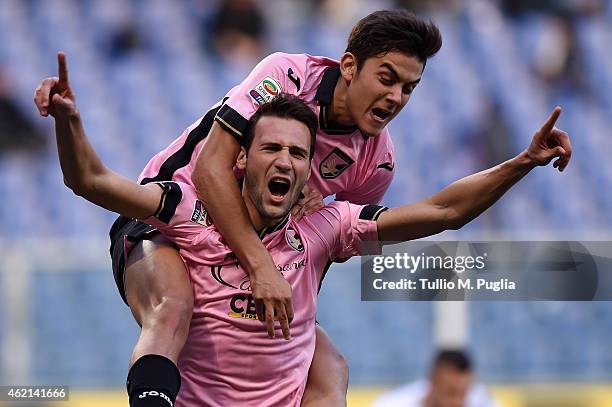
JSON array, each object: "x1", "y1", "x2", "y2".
[
  {"x1": 302, "y1": 201, "x2": 387, "y2": 261},
  {"x1": 137, "y1": 116, "x2": 205, "y2": 185},
  {"x1": 335, "y1": 129, "x2": 395, "y2": 205},
  {"x1": 214, "y1": 52, "x2": 303, "y2": 141},
  {"x1": 142, "y1": 181, "x2": 209, "y2": 247}
]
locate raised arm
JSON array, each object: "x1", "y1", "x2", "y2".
[
  {"x1": 37, "y1": 52, "x2": 162, "y2": 218},
  {"x1": 377, "y1": 107, "x2": 572, "y2": 242}
]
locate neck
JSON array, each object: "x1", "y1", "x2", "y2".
[
  {"x1": 328, "y1": 76, "x2": 355, "y2": 127},
  {"x1": 242, "y1": 187, "x2": 278, "y2": 232}
]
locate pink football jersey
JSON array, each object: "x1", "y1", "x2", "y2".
[
  {"x1": 144, "y1": 181, "x2": 383, "y2": 406},
  {"x1": 138, "y1": 53, "x2": 395, "y2": 205}
]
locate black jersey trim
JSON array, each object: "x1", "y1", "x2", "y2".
[
  {"x1": 140, "y1": 105, "x2": 220, "y2": 185},
  {"x1": 317, "y1": 260, "x2": 333, "y2": 293},
  {"x1": 215, "y1": 103, "x2": 249, "y2": 141},
  {"x1": 154, "y1": 182, "x2": 183, "y2": 224},
  {"x1": 257, "y1": 213, "x2": 290, "y2": 239},
  {"x1": 314, "y1": 66, "x2": 340, "y2": 105},
  {"x1": 318, "y1": 105, "x2": 359, "y2": 135},
  {"x1": 359, "y1": 205, "x2": 388, "y2": 221},
  {"x1": 315, "y1": 69, "x2": 359, "y2": 135}
]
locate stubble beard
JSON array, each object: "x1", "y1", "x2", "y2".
[{"x1": 245, "y1": 170, "x2": 290, "y2": 224}]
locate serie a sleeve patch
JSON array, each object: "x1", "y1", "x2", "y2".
[
  {"x1": 248, "y1": 76, "x2": 283, "y2": 105},
  {"x1": 154, "y1": 182, "x2": 183, "y2": 224}
]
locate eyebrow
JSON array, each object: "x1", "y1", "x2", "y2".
[
  {"x1": 380, "y1": 63, "x2": 421, "y2": 86},
  {"x1": 261, "y1": 141, "x2": 309, "y2": 155}
]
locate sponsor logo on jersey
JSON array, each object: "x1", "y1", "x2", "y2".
[
  {"x1": 277, "y1": 257, "x2": 305, "y2": 273},
  {"x1": 286, "y1": 226, "x2": 304, "y2": 252},
  {"x1": 249, "y1": 76, "x2": 282, "y2": 104},
  {"x1": 249, "y1": 89, "x2": 265, "y2": 105},
  {"x1": 228, "y1": 293, "x2": 259, "y2": 319},
  {"x1": 210, "y1": 265, "x2": 238, "y2": 289},
  {"x1": 319, "y1": 147, "x2": 354, "y2": 179},
  {"x1": 377, "y1": 162, "x2": 395, "y2": 172},
  {"x1": 191, "y1": 200, "x2": 213, "y2": 226},
  {"x1": 287, "y1": 67, "x2": 301, "y2": 91}
]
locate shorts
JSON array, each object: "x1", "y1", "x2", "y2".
[{"x1": 109, "y1": 215, "x2": 160, "y2": 305}]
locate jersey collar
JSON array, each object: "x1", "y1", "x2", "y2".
[
  {"x1": 314, "y1": 66, "x2": 341, "y2": 105},
  {"x1": 257, "y1": 213, "x2": 290, "y2": 239},
  {"x1": 314, "y1": 66, "x2": 366, "y2": 138}
]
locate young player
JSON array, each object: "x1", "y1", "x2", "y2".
[
  {"x1": 34, "y1": 11, "x2": 571, "y2": 406},
  {"x1": 46, "y1": 88, "x2": 569, "y2": 405}
]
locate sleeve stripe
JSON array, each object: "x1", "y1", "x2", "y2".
[
  {"x1": 154, "y1": 182, "x2": 183, "y2": 224},
  {"x1": 215, "y1": 103, "x2": 249, "y2": 140},
  {"x1": 359, "y1": 205, "x2": 388, "y2": 221},
  {"x1": 215, "y1": 116, "x2": 243, "y2": 139},
  {"x1": 154, "y1": 184, "x2": 168, "y2": 218}
]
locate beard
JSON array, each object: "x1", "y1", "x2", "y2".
[{"x1": 244, "y1": 170, "x2": 293, "y2": 222}]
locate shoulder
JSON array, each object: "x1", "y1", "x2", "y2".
[
  {"x1": 299, "y1": 201, "x2": 344, "y2": 231},
  {"x1": 264, "y1": 52, "x2": 337, "y2": 68},
  {"x1": 298, "y1": 201, "x2": 348, "y2": 236},
  {"x1": 309, "y1": 201, "x2": 352, "y2": 220},
  {"x1": 256, "y1": 52, "x2": 313, "y2": 71},
  {"x1": 265, "y1": 52, "x2": 338, "y2": 79},
  {"x1": 299, "y1": 201, "x2": 365, "y2": 233}
]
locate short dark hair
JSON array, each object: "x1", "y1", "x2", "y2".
[
  {"x1": 346, "y1": 10, "x2": 442, "y2": 70},
  {"x1": 244, "y1": 94, "x2": 318, "y2": 159},
  {"x1": 432, "y1": 349, "x2": 472, "y2": 373}
]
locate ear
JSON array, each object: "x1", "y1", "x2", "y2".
[
  {"x1": 339, "y1": 52, "x2": 357, "y2": 82},
  {"x1": 236, "y1": 147, "x2": 247, "y2": 170}
]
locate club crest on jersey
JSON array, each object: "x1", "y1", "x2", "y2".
[
  {"x1": 249, "y1": 76, "x2": 282, "y2": 105},
  {"x1": 191, "y1": 200, "x2": 213, "y2": 227},
  {"x1": 286, "y1": 226, "x2": 304, "y2": 252},
  {"x1": 319, "y1": 148, "x2": 354, "y2": 179}
]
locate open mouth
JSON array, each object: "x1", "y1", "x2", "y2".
[
  {"x1": 372, "y1": 107, "x2": 392, "y2": 122},
  {"x1": 268, "y1": 177, "x2": 291, "y2": 198}
]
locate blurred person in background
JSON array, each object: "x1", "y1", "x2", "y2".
[
  {"x1": 0, "y1": 68, "x2": 45, "y2": 153},
  {"x1": 372, "y1": 350, "x2": 499, "y2": 407},
  {"x1": 107, "y1": 23, "x2": 146, "y2": 59},
  {"x1": 501, "y1": 0, "x2": 599, "y2": 96},
  {"x1": 207, "y1": 0, "x2": 267, "y2": 68}
]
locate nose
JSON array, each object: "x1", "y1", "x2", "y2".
[
  {"x1": 386, "y1": 84, "x2": 402, "y2": 106},
  {"x1": 274, "y1": 148, "x2": 292, "y2": 171}
]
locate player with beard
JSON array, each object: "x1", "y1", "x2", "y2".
[
  {"x1": 34, "y1": 10, "x2": 572, "y2": 407},
  {"x1": 46, "y1": 87, "x2": 569, "y2": 405}
]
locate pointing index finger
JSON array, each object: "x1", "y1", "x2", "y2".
[
  {"x1": 57, "y1": 52, "x2": 69, "y2": 84},
  {"x1": 540, "y1": 106, "x2": 561, "y2": 134}
]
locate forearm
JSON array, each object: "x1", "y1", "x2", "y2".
[
  {"x1": 54, "y1": 112, "x2": 159, "y2": 218},
  {"x1": 192, "y1": 126, "x2": 276, "y2": 277},
  {"x1": 54, "y1": 111, "x2": 106, "y2": 192},
  {"x1": 377, "y1": 151, "x2": 535, "y2": 242},
  {"x1": 196, "y1": 166, "x2": 275, "y2": 273},
  {"x1": 432, "y1": 150, "x2": 535, "y2": 228}
]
